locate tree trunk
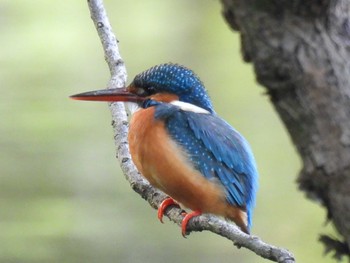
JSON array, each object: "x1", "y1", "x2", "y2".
[{"x1": 220, "y1": 0, "x2": 350, "y2": 258}]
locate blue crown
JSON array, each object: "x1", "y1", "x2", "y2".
[{"x1": 133, "y1": 63, "x2": 214, "y2": 113}]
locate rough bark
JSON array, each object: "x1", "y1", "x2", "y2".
[
  {"x1": 85, "y1": 0, "x2": 296, "y2": 262},
  {"x1": 220, "y1": 0, "x2": 350, "y2": 259}
]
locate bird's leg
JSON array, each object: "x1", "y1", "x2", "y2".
[
  {"x1": 157, "y1": 197, "x2": 180, "y2": 223},
  {"x1": 181, "y1": 210, "x2": 202, "y2": 237}
]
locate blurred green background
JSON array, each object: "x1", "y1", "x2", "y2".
[{"x1": 0, "y1": 1, "x2": 338, "y2": 262}]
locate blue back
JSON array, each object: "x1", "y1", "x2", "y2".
[{"x1": 153, "y1": 103, "x2": 258, "y2": 229}]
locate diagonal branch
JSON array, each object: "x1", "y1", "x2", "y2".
[{"x1": 86, "y1": 0, "x2": 295, "y2": 262}]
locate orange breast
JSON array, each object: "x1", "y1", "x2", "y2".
[{"x1": 128, "y1": 107, "x2": 247, "y2": 229}]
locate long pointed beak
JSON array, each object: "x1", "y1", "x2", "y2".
[{"x1": 70, "y1": 88, "x2": 144, "y2": 103}]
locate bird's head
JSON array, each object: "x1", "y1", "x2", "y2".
[{"x1": 71, "y1": 63, "x2": 214, "y2": 113}]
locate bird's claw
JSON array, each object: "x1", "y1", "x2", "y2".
[
  {"x1": 181, "y1": 210, "x2": 202, "y2": 237},
  {"x1": 158, "y1": 199, "x2": 202, "y2": 237},
  {"x1": 157, "y1": 197, "x2": 179, "y2": 223}
]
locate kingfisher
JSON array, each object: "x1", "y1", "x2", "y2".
[{"x1": 71, "y1": 63, "x2": 259, "y2": 236}]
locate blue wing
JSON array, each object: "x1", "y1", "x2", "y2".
[{"x1": 154, "y1": 103, "x2": 258, "y2": 227}]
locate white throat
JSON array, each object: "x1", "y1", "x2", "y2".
[{"x1": 125, "y1": 102, "x2": 141, "y2": 115}]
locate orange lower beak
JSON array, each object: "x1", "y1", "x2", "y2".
[{"x1": 70, "y1": 88, "x2": 144, "y2": 103}]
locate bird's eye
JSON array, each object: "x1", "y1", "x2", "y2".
[{"x1": 145, "y1": 86, "x2": 156, "y2": 95}]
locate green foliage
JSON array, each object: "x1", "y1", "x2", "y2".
[{"x1": 0, "y1": 0, "x2": 337, "y2": 262}]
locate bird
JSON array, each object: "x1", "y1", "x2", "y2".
[{"x1": 71, "y1": 63, "x2": 259, "y2": 236}]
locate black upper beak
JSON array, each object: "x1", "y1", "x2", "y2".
[{"x1": 70, "y1": 88, "x2": 145, "y2": 103}]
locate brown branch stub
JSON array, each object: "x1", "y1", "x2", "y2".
[{"x1": 86, "y1": 0, "x2": 295, "y2": 262}]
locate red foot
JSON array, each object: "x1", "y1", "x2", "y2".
[
  {"x1": 181, "y1": 210, "x2": 202, "y2": 237},
  {"x1": 157, "y1": 198, "x2": 179, "y2": 223}
]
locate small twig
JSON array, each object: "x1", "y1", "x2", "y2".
[{"x1": 86, "y1": 1, "x2": 295, "y2": 262}]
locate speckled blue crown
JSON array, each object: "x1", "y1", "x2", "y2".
[{"x1": 133, "y1": 63, "x2": 214, "y2": 113}]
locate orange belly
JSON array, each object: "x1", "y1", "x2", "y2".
[{"x1": 128, "y1": 107, "x2": 247, "y2": 228}]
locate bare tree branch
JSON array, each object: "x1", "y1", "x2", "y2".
[{"x1": 86, "y1": 0, "x2": 295, "y2": 262}]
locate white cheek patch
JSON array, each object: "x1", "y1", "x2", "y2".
[
  {"x1": 170, "y1": 100, "x2": 210, "y2": 114},
  {"x1": 125, "y1": 100, "x2": 210, "y2": 116}
]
